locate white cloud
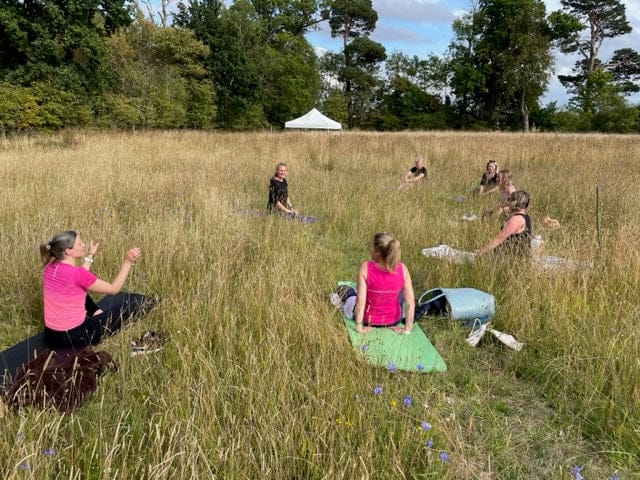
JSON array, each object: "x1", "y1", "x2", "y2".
[
  {"x1": 545, "y1": 0, "x2": 563, "y2": 12},
  {"x1": 371, "y1": 24, "x2": 433, "y2": 45},
  {"x1": 373, "y1": 0, "x2": 455, "y2": 24},
  {"x1": 627, "y1": 3, "x2": 640, "y2": 24},
  {"x1": 314, "y1": 46, "x2": 328, "y2": 57}
]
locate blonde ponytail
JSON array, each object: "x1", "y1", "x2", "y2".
[{"x1": 372, "y1": 232, "x2": 401, "y2": 271}]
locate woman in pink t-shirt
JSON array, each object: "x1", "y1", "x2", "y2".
[
  {"x1": 40, "y1": 230, "x2": 146, "y2": 348},
  {"x1": 354, "y1": 233, "x2": 415, "y2": 335}
]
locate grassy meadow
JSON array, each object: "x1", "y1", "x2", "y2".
[{"x1": 0, "y1": 130, "x2": 639, "y2": 479}]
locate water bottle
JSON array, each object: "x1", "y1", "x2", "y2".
[{"x1": 530, "y1": 234, "x2": 544, "y2": 258}]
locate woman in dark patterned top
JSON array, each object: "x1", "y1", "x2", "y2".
[
  {"x1": 267, "y1": 163, "x2": 299, "y2": 216},
  {"x1": 478, "y1": 190, "x2": 532, "y2": 257},
  {"x1": 476, "y1": 160, "x2": 499, "y2": 194}
]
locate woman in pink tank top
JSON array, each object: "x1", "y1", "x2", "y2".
[{"x1": 354, "y1": 233, "x2": 415, "y2": 335}]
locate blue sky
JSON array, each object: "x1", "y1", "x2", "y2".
[
  {"x1": 306, "y1": 0, "x2": 640, "y2": 106},
  {"x1": 158, "y1": 0, "x2": 640, "y2": 107}
]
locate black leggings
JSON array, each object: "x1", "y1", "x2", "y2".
[
  {"x1": 364, "y1": 318, "x2": 404, "y2": 328},
  {"x1": 44, "y1": 293, "x2": 156, "y2": 349}
]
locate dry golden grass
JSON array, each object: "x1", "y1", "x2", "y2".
[{"x1": 0, "y1": 130, "x2": 638, "y2": 479}]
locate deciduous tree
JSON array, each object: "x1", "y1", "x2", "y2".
[
  {"x1": 447, "y1": 0, "x2": 554, "y2": 131},
  {"x1": 176, "y1": 0, "x2": 320, "y2": 129},
  {"x1": 0, "y1": 0, "x2": 134, "y2": 129},
  {"x1": 104, "y1": 13, "x2": 214, "y2": 128}
]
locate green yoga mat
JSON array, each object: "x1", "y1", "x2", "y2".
[{"x1": 338, "y1": 282, "x2": 447, "y2": 373}]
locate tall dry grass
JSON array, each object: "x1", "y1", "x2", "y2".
[{"x1": 0, "y1": 130, "x2": 638, "y2": 479}]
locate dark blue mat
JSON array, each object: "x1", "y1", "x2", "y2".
[
  {"x1": 0, "y1": 332, "x2": 47, "y2": 395},
  {"x1": 235, "y1": 208, "x2": 318, "y2": 224}
]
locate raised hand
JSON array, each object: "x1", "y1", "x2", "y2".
[
  {"x1": 88, "y1": 240, "x2": 99, "y2": 256},
  {"x1": 125, "y1": 247, "x2": 141, "y2": 264}
]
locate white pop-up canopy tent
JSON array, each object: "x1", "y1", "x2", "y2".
[{"x1": 285, "y1": 108, "x2": 342, "y2": 130}]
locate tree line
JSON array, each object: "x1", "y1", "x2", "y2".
[{"x1": 1, "y1": 0, "x2": 639, "y2": 133}]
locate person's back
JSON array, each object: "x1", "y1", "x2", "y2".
[
  {"x1": 354, "y1": 232, "x2": 415, "y2": 334},
  {"x1": 494, "y1": 213, "x2": 532, "y2": 257},
  {"x1": 43, "y1": 261, "x2": 96, "y2": 332},
  {"x1": 364, "y1": 260, "x2": 404, "y2": 326},
  {"x1": 478, "y1": 190, "x2": 532, "y2": 257}
]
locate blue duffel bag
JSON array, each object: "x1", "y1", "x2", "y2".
[{"x1": 416, "y1": 288, "x2": 495, "y2": 326}]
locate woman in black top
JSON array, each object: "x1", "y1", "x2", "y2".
[
  {"x1": 478, "y1": 190, "x2": 531, "y2": 257},
  {"x1": 267, "y1": 163, "x2": 299, "y2": 216},
  {"x1": 477, "y1": 160, "x2": 499, "y2": 194},
  {"x1": 401, "y1": 156, "x2": 427, "y2": 187}
]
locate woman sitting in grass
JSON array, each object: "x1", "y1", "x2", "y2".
[
  {"x1": 478, "y1": 190, "x2": 532, "y2": 257},
  {"x1": 40, "y1": 230, "x2": 152, "y2": 349},
  {"x1": 475, "y1": 160, "x2": 499, "y2": 195},
  {"x1": 267, "y1": 163, "x2": 299, "y2": 217},
  {"x1": 482, "y1": 170, "x2": 516, "y2": 220},
  {"x1": 354, "y1": 233, "x2": 415, "y2": 335},
  {"x1": 400, "y1": 156, "x2": 427, "y2": 188}
]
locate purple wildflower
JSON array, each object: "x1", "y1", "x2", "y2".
[
  {"x1": 609, "y1": 474, "x2": 619, "y2": 480},
  {"x1": 18, "y1": 463, "x2": 31, "y2": 471},
  {"x1": 425, "y1": 439, "x2": 433, "y2": 448},
  {"x1": 386, "y1": 363, "x2": 397, "y2": 372},
  {"x1": 420, "y1": 421, "x2": 432, "y2": 431},
  {"x1": 416, "y1": 363, "x2": 424, "y2": 372},
  {"x1": 360, "y1": 344, "x2": 368, "y2": 352},
  {"x1": 43, "y1": 448, "x2": 55, "y2": 456},
  {"x1": 570, "y1": 465, "x2": 584, "y2": 480},
  {"x1": 373, "y1": 386, "x2": 383, "y2": 395},
  {"x1": 403, "y1": 395, "x2": 412, "y2": 407},
  {"x1": 439, "y1": 452, "x2": 449, "y2": 462}
]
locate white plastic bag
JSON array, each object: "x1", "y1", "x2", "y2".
[
  {"x1": 465, "y1": 321, "x2": 524, "y2": 351},
  {"x1": 466, "y1": 322, "x2": 488, "y2": 347},
  {"x1": 489, "y1": 328, "x2": 524, "y2": 351}
]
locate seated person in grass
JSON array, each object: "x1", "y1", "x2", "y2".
[
  {"x1": 354, "y1": 233, "x2": 415, "y2": 335},
  {"x1": 400, "y1": 156, "x2": 427, "y2": 188},
  {"x1": 267, "y1": 163, "x2": 300, "y2": 217},
  {"x1": 330, "y1": 285, "x2": 357, "y2": 319},
  {"x1": 40, "y1": 230, "x2": 153, "y2": 349},
  {"x1": 478, "y1": 190, "x2": 532, "y2": 257},
  {"x1": 474, "y1": 160, "x2": 499, "y2": 195},
  {"x1": 482, "y1": 170, "x2": 516, "y2": 220}
]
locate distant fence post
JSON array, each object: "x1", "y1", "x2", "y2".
[{"x1": 595, "y1": 185, "x2": 601, "y2": 248}]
